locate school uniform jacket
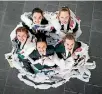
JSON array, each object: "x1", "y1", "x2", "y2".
[
  {"x1": 12, "y1": 35, "x2": 36, "y2": 60},
  {"x1": 29, "y1": 45, "x2": 56, "y2": 70},
  {"x1": 55, "y1": 41, "x2": 81, "y2": 60},
  {"x1": 44, "y1": 10, "x2": 82, "y2": 38},
  {"x1": 55, "y1": 41, "x2": 90, "y2": 63}
]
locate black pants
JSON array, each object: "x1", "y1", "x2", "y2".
[{"x1": 19, "y1": 59, "x2": 35, "y2": 74}]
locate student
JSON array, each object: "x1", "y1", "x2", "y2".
[
  {"x1": 28, "y1": 32, "x2": 60, "y2": 73},
  {"x1": 48, "y1": 6, "x2": 82, "y2": 39},
  {"x1": 21, "y1": 7, "x2": 52, "y2": 34},
  {"x1": 21, "y1": 8, "x2": 58, "y2": 46},
  {"x1": 11, "y1": 27, "x2": 36, "y2": 74},
  {"x1": 55, "y1": 33, "x2": 89, "y2": 62},
  {"x1": 10, "y1": 22, "x2": 35, "y2": 43},
  {"x1": 55, "y1": 33, "x2": 96, "y2": 82}
]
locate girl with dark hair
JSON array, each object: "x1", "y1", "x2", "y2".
[
  {"x1": 27, "y1": 32, "x2": 62, "y2": 74},
  {"x1": 31, "y1": 8, "x2": 48, "y2": 25},
  {"x1": 21, "y1": 7, "x2": 52, "y2": 34},
  {"x1": 20, "y1": 8, "x2": 58, "y2": 46}
]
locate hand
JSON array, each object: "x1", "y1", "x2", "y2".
[{"x1": 72, "y1": 53, "x2": 78, "y2": 59}]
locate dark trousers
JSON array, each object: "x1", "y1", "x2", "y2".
[{"x1": 19, "y1": 59, "x2": 35, "y2": 74}]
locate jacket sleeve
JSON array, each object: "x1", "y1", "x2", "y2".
[
  {"x1": 44, "y1": 11, "x2": 61, "y2": 34},
  {"x1": 10, "y1": 22, "x2": 23, "y2": 41},
  {"x1": 74, "y1": 42, "x2": 90, "y2": 63},
  {"x1": 20, "y1": 12, "x2": 33, "y2": 29},
  {"x1": 70, "y1": 9, "x2": 82, "y2": 38}
]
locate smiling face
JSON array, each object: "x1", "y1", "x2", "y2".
[
  {"x1": 32, "y1": 12, "x2": 43, "y2": 24},
  {"x1": 16, "y1": 27, "x2": 28, "y2": 43},
  {"x1": 17, "y1": 31, "x2": 28, "y2": 43},
  {"x1": 64, "y1": 38, "x2": 75, "y2": 51},
  {"x1": 59, "y1": 11, "x2": 70, "y2": 25},
  {"x1": 37, "y1": 41, "x2": 47, "y2": 56}
]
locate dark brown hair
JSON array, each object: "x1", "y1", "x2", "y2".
[
  {"x1": 32, "y1": 8, "x2": 43, "y2": 17},
  {"x1": 35, "y1": 31, "x2": 47, "y2": 45},
  {"x1": 16, "y1": 27, "x2": 29, "y2": 36},
  {"x1": 63, "y1": 33, "x2": 75, "y2": 42}
]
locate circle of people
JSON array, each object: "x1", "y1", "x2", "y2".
[{"x1": 5, "y1": 7, "x2": 96, "y2": 89}]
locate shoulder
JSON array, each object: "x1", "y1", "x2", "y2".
[
  {"x1": 74, "y1": 41, "x2": 86, "y2": 52},
  {"x1": 55, "y1": 42, "x2": 65, "y2": 52},
  {"x1": 24, "y1": 36, "x2": 36, "y2": 48},
  {"x1": 44, "y1": 11, "x2": 58, "y2": 20},
  {"x1": 80, "y1": 41, "x2": 89, "y2": 51},
  {"x1": 29, "y1": 50, "x2": 37, "y2": 58},
  {"x1": 55, "y1": 42, "x2": 64, "y2": 48},
  {"x1": 46, "y1": 45, "x2": 55, "y2": 55},
  {"x1": 10, "y1": 22, "x2": 23, "y2": 41},
  {"x1": 21, "y1": 12, "x2": 32, "y2": 19},
  {"x1": 47, "y1": 45, "x2": 55, "y2": 51},
  {"x1": 41, "y1": 18, "x2": 48, "y2": 25},
  {"x1": 74, "y1": 41, "x2": 81, "y2": 49}
]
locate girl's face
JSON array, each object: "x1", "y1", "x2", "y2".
[
  {"x1": 59, "y1": 11, "x2": 70, "y2": 24},
  {"x1": 32, "y1": 12, "x2": 43, "y2": 24},
  {"x1": 37, "y1": 42, "x2": 47, "y2": 55},
  {"x1": 17, "y1": 32, "x2": 27, "y2": 43},
  {"x1": 64, "y1": 39, "x2": 75, "y2": 51}
]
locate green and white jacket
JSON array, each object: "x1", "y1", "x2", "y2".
[{"x1": 44, "y1": 9, "x2": 82, "y2": 39}]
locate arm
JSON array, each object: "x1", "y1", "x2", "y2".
[
  {"x1": 79, "y1": 42, "x2": 90, "y2": 62},
  {"x1": 50, "y1": 53, "x2": 67, "y2": 70},
  {"x1": 44, "y1": 11, "x2": 61, "y2": 34},
  {"x1": 27, "y1": 56, "x2": 43, "y2": 65},
  {"x1": 70, "y1": 9, "x2": 82, "y2": 38},
  {"x1": 20, "y1": 12, "x2": 33, "y2": 29},
  {"x1": 74, "y1": 21, "x2": 82, "y2": 39},
  {"x1": 20, "y1": 41, "x2": 36, "y2": 59},
  {"x1": 10, "y1": 22, "x2": 23, "y2": 41},
  {"x1": 73, "y1": 42, "x2": 90, "y2": 66},
  {"x1": 42, "y1": 56, "x2": 56, "y2": 66}
]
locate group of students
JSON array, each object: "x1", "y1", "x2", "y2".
[{"x1": 5, "y1": 6, "x2": 96, "y2": 89}]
